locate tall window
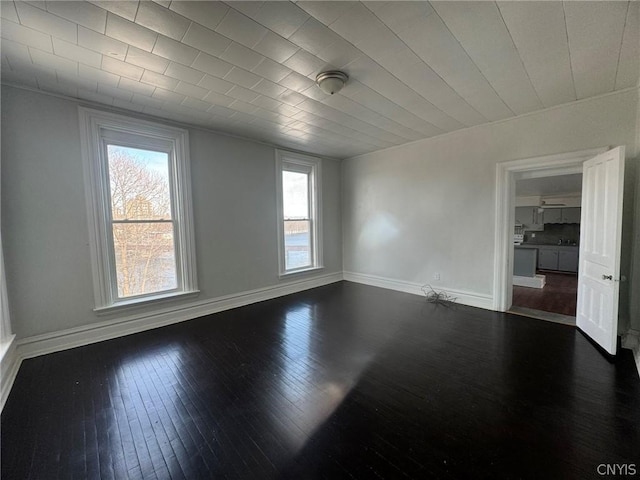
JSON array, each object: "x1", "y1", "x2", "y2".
[
  {"x1": 80, "y1": 108, "x2": 197, "y2": 310},
  {"x1": 276, "y1": 150, "x2": 322, "y2": 275}
]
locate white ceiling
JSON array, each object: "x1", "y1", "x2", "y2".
[
  {"x1": 1, "y1": 1, "x2": 638, "y2": 159},
  {"x1": 516, "y1": 173, "x2": 583, "y2": 197}
]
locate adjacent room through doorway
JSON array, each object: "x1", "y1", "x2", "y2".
[{"x1": 511, "y1": 173, "x2": 582, "y2": 325}]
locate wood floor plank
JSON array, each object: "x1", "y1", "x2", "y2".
[
  {"x1": 513, "y1": 271, "x2": 578, "y2": 316},
  {"x1": 2, "y1": 281, "x2": 638, "y2": 479}
]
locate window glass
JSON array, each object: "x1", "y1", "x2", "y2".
[
  {"x1": 107, "y1": 146, "x2": 171, "y2": 220},
  {"x1": 282, "y1": 170, "x2": 309, "y2": 219},
  {"x1": 107, "y1": 145, "x2": 177, "y2": 298},
  {"x1": 284, "y1": 220, "x2": 311, "y2": 270},
  {"x1": 283, "y1": 171, "x2": 311, "y2": 270},
  {"x1": 112, "y1": 223, "x2": 177, "y2": 297}
]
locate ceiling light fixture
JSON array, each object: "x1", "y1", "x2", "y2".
[{"x1": 316, "y1": 71, "x2": 349, "y2": 95}]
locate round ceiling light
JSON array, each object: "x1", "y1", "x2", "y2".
[{"x1": 315, "y1": 71, "x2": 349, "y2": 95}]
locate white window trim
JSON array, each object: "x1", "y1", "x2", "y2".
[
  {"x1": 79, "y1": 107, "x2": 198, "y2": 311},
  {"x1": 275, "y1": 150, "x2": 323, "y2": 277}
]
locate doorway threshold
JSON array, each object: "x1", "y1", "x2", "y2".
[{"x1": 508, "y1": 306, "x2": 576, "y2": 326}]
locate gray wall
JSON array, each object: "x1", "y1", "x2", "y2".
[
  {"x1": 1, "y1": 86, "x2": 342, "y2": 339},
  {"x1": 342, "y1": 88, "x2": 640, "y2": 331}
]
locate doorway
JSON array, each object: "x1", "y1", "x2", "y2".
[
  {"x1": 510, "y1": 173, "x2": 582, "y2": 324},
  {"x1": 492, "y1": 147, "x2": 607, "y2": 315},
  {"x1": 495, "y1": 147, "x2": 626, "y2": 355}
]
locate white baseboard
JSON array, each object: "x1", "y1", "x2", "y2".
[
  {"x1": 343, "y1": 271, "x2": 494, "y2": 310},
  {"x1": 16, "y1": 272, "x2": 343, "y2": 361},
  {"x1": 513, "y1": 274, "x2": 546, "y2": 289},
  {"x1": 0, "y1": 334, "x2": 20, "y2": 412},
  {"x1": 621, "y1": 329, "x2": 640, "y2": 379}
]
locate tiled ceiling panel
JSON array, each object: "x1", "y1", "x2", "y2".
[
  {"x1": 563, "y1": 1, "x2": 629, "y2": 99},
  {"x1": 496, "y1": 1, "x2": 576, "y2": 108},
  {"x1": 431, "y1": 1, "x2": 544, "y2": 116},
  {"x1": 1, "y1": 1, "x2": 637, "y2": 159}
]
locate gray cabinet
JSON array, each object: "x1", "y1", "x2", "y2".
[
  {"x1": 542, "y1": 207, "x2": 581, "y2": 224},
  {"x1": 515, "y1": 207, "x2": 532, "y2": 224},
  {"x1": 542, "y1": 209, "x2": 562, "y2": 224},
  {"x1": 514, "y1": 247, "x2": 537, "y2": 276},
  {"x1": 537, "y1": 247, "x2": 559, "y2": 270},
  {"x1": 558, "y1": 250, "x2": 579, "y2": 272},
  {"x1": 536, "y1": 246, "x2": 579, "y2": 272},
  {"x1": 515, "y1": 207, "x2": 543, "y2": 231},
  {"x1": 561, "y1": 207, "x2": 581, "y2": 223},
  {"x1": 517, "y1": 207, "x2": 580, "y2": 227}
]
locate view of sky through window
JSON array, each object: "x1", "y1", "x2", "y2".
[{"x1": 283, "y1": 171, "x2": 309, "y2": 219}]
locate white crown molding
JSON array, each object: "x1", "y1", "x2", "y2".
[
  {"x1": 343, "y1": 271, "x2": 493, "y2": 310},
  {"x1": 347, "y1": 86, "x2": 640, "y2": 162},
  {"x1": 1, "y1": 82, "x2": 343, "y2": 162}
]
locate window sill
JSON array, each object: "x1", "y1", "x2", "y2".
[
  {"x1": 94, "y1": 290, "x2": 200, "y2": 316},
  {"x1": 279, "y1": 266, "x2": 324, "y2": 278}
]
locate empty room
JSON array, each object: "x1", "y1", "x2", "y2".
[{"x1": 1, "y1": 1, "x2": 640, "y2": 478}]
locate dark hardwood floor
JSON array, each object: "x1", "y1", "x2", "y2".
[
  {"x1": 512, "y1": 271, "x2": 578, "y2": 316},
  {"x1": 2, "y1": 281, "x2": 639, "y2": 479}
]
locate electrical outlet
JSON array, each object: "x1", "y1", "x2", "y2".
[
  {"x1": 531, "y1": 233, "x2": 536, "y2": 238},
  {"x1": 433, "y1": 273, "x2": 440, "y2": 281}
]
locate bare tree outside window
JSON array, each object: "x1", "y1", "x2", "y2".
[{"x1": 107, "y1": 146, "x2": 177, "y2": 297}]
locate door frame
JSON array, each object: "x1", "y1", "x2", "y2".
[{"x1": 492, "y1": 147, "x2": 608, "y2": 311}]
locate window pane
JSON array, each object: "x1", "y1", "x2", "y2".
[
  {"x1": 282, "y1": 171, "x2": 308, "y2": 219},
  {"x1": 112, "y1": 222, "x2": 177, "y2": 297},
  {"x1": 107, "y1": 145, "x2": 172, "y2": 221},
  {"x1": 284, "y1": 220, "x2": 311, "y2": 270}
]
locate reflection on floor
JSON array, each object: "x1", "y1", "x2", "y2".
[{"x1": 512, "y1": 271, "x2": 578, "y2": 317}]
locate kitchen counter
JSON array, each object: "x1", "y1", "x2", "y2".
[
  {"x1": 514, "y1": 247, "x2": 537, "y2": 277},
  {"x1": 517, "y1": 244, "x2": 579, "y2": 250},
  {"x1": 514, "y1": 244, "x2": 579, "y2": 272}
]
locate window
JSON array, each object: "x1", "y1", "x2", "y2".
[
  {"x1": 79, "y1": 108, "x2": 197, "y2": 311},
  {"x1": 276, "y1": 150, "x2": 322, "y2": 275}
]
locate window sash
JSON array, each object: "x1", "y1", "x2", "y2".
[
  {"x1": 109, "y1": 218, "x2": 182, "y2": 300},
  {"x1": 282, "y1": 169, "x2": 310, "y2": 220},
  {"x1": 282, "y1": 167, "x2": 314, "y2": 272},
  {"x1": 103, "y1": 140, "x2": 176, "y2": 222},
  {"x1": 283, "y1": 219, "x2": 313, "y2": 271},
  {"x1": 283, "y1": 168, "x2": 314, "y2": 271},
  {"x1": 111, "y1": 219, "x2": 174, "y2": 224},
  {"x1": 103, "y1": 141, "x2": 182, "y2": 301},
  {"x1": 111, "y1": 221, "x2": 180, "y2": 299}
]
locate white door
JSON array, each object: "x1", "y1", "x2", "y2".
[{"x1": 576, "y1": 147, "x2": 625, "y2": 355}]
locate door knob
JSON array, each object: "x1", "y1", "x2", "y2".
[{"x1": 602, "y1": 274, "x2": 613, "y2": 280}]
